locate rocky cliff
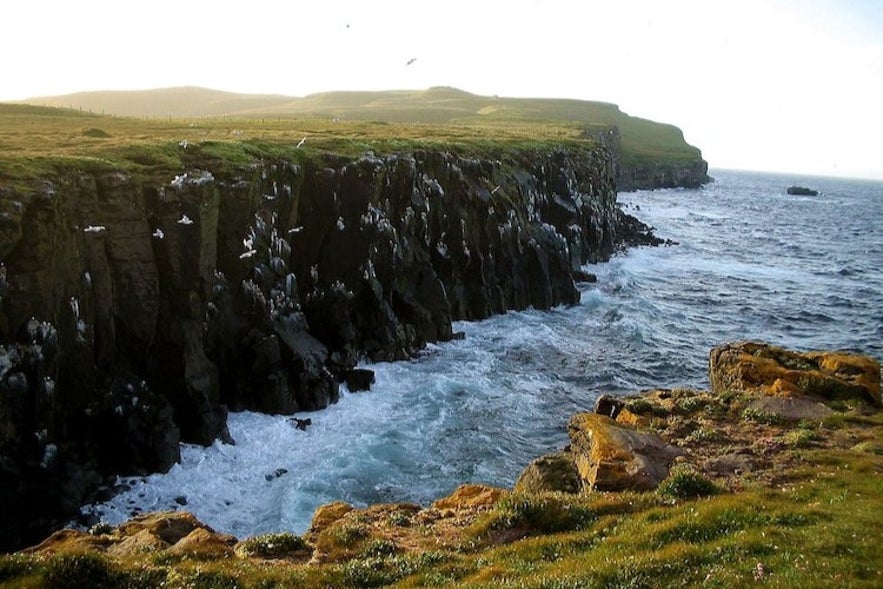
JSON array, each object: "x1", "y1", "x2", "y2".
[
  {"x1": 0, "y1": 144, "x2": 639, "y2": 550},
  {"x1": 617, "y1": 158, "x2": 710, "y2": 192},
  {"x1": 586, "y1": 126, "x2": 710, "y2": 192}
]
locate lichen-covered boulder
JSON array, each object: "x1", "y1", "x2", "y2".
[
  {"x1": 431, "y1": 484, "x2": 506, "y2": 510},
  {"x1": 513, "y1": 451, "x2": 581, "y2": 494},
  {"x1": 709, "y1": 341, "x2": 881, "y2": 406},
  {"x1": 567, "y1": 412, "x2": 684, "y2": 492},
  {"x1": 306, "y1": 501, "x2": 354, "y2": 539}
]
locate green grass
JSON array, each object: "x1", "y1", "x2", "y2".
[
  {"x1": 3, "y1": 449, "x2": 880, "y2": 587},
  {"x1": 2, "y1": 85, "x2": 704, "y2": 192}
]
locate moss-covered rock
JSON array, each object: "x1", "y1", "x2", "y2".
[
  {"x1": 513, "y1": 452, "x2": 581, "y2": 494},
  {"x1": 708, "y1": 341, "x2": 881, "y2": 406},
  {"x1": 567, "y1": 412, "x2": 684, "y2": 491}
]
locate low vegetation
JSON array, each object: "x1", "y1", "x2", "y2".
[
  {"x1": 2, "y1": 381, "x2": 880, "y2": 588},
  {"x1": 1, "y1": 85, "x2": 704, "y2": 193}
]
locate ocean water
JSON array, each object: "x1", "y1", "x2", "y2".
[{"x1": 82, "y1": 169, "x2": 883, "y2": 537}]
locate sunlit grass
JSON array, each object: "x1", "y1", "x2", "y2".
[{"x1": 4, "y1": 447, "x2": 879, "y2": 588}]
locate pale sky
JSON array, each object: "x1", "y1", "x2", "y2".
[{"x1": 3, "y1": 0, "x2": 882, "y2": 179}]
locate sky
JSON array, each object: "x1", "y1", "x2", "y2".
[{"x1": 3, "y1": 0, "x2": 882, "y2": 179}]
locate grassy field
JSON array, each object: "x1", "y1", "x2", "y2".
[
  {"x1": 6, "y1": 86, "x2": 703, "y2": 180},
  {"x1": 0, "y1": 101, "x2": 594, "y2": 192}
]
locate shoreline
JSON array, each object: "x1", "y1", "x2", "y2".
[{"x1": 6, "y1": 340, "x2": 880, "y2": 587}]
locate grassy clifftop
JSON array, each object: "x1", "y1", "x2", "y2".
[
  {"x1": 17, "y1": 86, "x2": 704, "y2": 166},
  {"x1": 0, "y1": 100, "x2": 590, "y2": 191}
]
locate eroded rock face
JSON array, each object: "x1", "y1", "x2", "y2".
[
  {"x1": 0, "y1": 145, "x2": 623, "y2": 550},
  {"x1": 708, "y1": 341, "x2": 881, "y2": 406},
  {"x1": 566, "y1": 412, "x2": 684, "y2": 491}
]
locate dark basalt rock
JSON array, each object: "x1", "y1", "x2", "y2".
[
  {"x1": 786, "y1": 185, "x2": 819, "y2": 196},
  {"x1": 343, "y1": 368, "x2": 375, "y2": 392},
  {"x1": 0, "y1": 144, "x2": 650, "y2": 549}
]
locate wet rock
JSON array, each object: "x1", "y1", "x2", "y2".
[
  {"x1": 594, "y1": 394, "x2": 625, "y2": 419},
  {"x1": 567, "y1": 412, "x2": 684, "y2": 491},
  {"x1": 343, "y1": 368, "x2": 375, "y2": 392},
  {"x1": 573, "y1": 269, "x2": 598, "y2": 283},
  {"x1": 265, "y1": 468, "x2": 288, "y2": 481},
  {"x1": 787, "y1": 186, "x2": 818, "y2": 196},
  {"x1": 709, "y1": 341, "x2": 881, "y2": 406}
]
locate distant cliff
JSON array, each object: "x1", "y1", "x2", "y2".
[
  {"x1": 587, "y1": 124, "x2": 710, "y2": 191},
  {"x1": 0, "y1": 143, "x2": 655, "y2": 550}
]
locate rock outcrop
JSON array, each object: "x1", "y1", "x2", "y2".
[
  {"x1": 708, "y1": 341, "x2": 881, "y2": 406},
  {"x1": 617, "y1": 158, "x2": 710, "y2": 192},
  {"x1": 786, "y1": 185, "x2": 818, "y2": 196},
  {"x1": 0, "y1": 144, "x2": 634, "y2": 550},
  {"x1": 566, "y1": 412, "x2": 684, "y2": 491}
]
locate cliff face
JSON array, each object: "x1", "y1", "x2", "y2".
[
  {"x1": 0, "y1": 145, "x2": 623, "y2": 550},
  {"x1": 617, "y1": 158, "x2": 710, "y2": 192},
  {"x1": 586, "y1": 126, "x2": 710, "y2": 192}
]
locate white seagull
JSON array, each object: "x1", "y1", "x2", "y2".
[
  {"x1": 84, "y1": 225, "x2": 106, "y2": 233},
  {"x1": 153, "y1": 228, "x2": 164, "y2": 239},
  {"x1": 177, "y1": 215, "x2": 194, "y2": 225},
  {"x1": 296, "y1": 137, "x2": 306, "y2": 148}
]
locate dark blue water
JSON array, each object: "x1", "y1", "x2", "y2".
[{"x1": 84, "y1": 169, "x2": 883, "y2": 537}]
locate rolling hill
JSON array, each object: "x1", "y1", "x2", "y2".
[{"x1": 23, "y1": 87, "x2": 703, "y2": 162}]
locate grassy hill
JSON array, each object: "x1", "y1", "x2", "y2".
[{"x1": 20, "y1": 86, "x2": 703, "y2": 165}]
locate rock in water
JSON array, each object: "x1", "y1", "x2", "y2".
[
  {"x1": 343, "y1": 368, "x2": 375, "y2": 392},
  {"x1": 786, "y1": 185, "x2": 819, "y2": 196}
]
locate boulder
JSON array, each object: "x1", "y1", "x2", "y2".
[
  {"x1": 117, "y1": 511, "x2": 205, "y2": 545},
  {"x1": 306, "y1": 501, "x2": 354, "y2": 539},
  {"x1": 709, "y1": 341, "x2": 881, "y2": 406},
  {"x1": 567, "y1": 412, "x2": 684, "y2": 491},
  {"x1": 431, "y1": 484, "x2": 506, "y2": 510},
  {"x1": 106, "y1": 528, "x2": 169, "y2": 557},
  {"x1": 167, "y1": 527, "x2": 236, "y2": 558},
  {"x1": 513, "y1": 451, "x2": 581, "y2": 494}
]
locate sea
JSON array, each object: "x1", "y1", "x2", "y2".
[{"x1": 81, "y1": 169, "x2": 883, "y2": 538}]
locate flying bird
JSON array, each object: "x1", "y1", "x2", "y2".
[
  {"x1": 406, "y1": 57, "x2": 417, "y2": 66},
  {"x1": 296, "y1": 137, "x2": 306, "y2": 148},
  {"x1": 83, "y1": 225, "x2": 106, "y2": 233},
  {"x1": 177, "y1": 215, "x2": 194, "y2": 225},
  {"x1": 153, "y1": 228, "x2": 164, "y2": 239}
]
